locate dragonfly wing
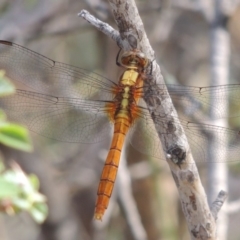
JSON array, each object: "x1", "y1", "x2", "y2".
[
  {"x1": 0, "y1": 89, "x2": 112, "y2": 143},
  {"x1": 0, "y1": 41, "x2": 115, "y2": 143},
  {"x1": 182, "y1": 121, "x2": 240, "y2": 163},
  {"x1": 129, "y1": 116, "x2": 165, "y2": 159},
  {"x1": 128, "y1": 103, "x2": 165, "y2": 160},
  {"x1": 0, "y1": 40, "x2": 116, "y2": 98},
  {"x1": 143, "y1": 84, "x2": 240, "y2": 119},
  {"x1": 129, "y1": 105, "x2": 240, "y2": 163}
]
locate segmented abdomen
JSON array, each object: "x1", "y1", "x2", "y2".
[{"x1": 94, "y1": 116, "x2": 130, "y2": 220}]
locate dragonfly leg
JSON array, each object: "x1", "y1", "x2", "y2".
[{"x1": 116, "y1": 48, "x2": 123, "y2": 67}]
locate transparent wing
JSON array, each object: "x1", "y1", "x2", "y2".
[
  {"x1": 1, "y1": 40, "x2": 240, "y2": 160},
  {"x1": 0, "y1": 40, "x2": 116, "y2": 143},
  {"x1": 129, "y1": 107, "x2": 240, "y2": 163},
  {"x1": 142, "y1": 84, "x2": 240, "y2": 119},
  {"x1": 0, "y1": 89, "x2": 112, "y2": 143},
  {"x1": 0, "y1": 40, "x2": 116, "y2": 98}
]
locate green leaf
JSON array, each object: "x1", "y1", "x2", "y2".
[
  {"x1": 0, "y1": 165, "x2": 48, "y2": 223},
  {"x1": 12, "y1": 198, "x2": 31, "y2": 210},
  {"x1": 30, "y1": 203, "x2": 48, "y2": 223},
  {"x1": 0, "y1": 122, "x2": 32, "y2": 152},
  {"x1": 0, "y1": 70, "x2": 15, "y2": 97},
  {"x1": 0, "y1": 176, "x2": 20, "y2": 198}
]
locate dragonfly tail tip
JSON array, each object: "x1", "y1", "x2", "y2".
[{"x1": 94, "y1": 213, "x2": 103, "y2": 221}]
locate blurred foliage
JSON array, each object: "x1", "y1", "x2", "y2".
[
  {"x1": 0, "y1": 71, "x2": 47, "y2": 223},
  {"x1": 0, "y1": 70, "x2": 32, "y2": 152},
  {"x1": 0, "y1": 161, "x2": 48, "y2": 223},
  {"x1": 0, "y1": 122, "x2": 32, "y2": 152}
]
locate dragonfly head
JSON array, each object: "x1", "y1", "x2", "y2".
[{"x1": 120, "y1": 50, "x2": 149, "y2": 70}]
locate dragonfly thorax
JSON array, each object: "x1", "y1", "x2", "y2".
[{"x1": 120, "y1": 69, "x2": 139, "y2": 86}]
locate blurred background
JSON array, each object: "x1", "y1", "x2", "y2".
[{"x1": 0, "y1": 0, "x2": 240, "y2": 240}]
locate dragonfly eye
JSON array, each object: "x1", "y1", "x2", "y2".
[{"x1": 120, "y1": 51, "x2": 149, "y2": 69}]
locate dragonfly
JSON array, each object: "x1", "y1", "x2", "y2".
[{"x1": 0, "y1": 40, "x2": 240, "y2": 220}]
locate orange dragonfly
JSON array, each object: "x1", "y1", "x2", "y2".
[{"x1": 0, "y1": 40, "x2": 240, "y2": 220}]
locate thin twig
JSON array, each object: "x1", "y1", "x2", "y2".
[
  {"x1": 79, "y1": 10, "x2": 121, "y2": 47},
  {"x1": 117, "y1": 148, "x2": 148, "y2": 240},
  {"x1": 210, "y1": 191, "x2": 228, "y2": 220}
]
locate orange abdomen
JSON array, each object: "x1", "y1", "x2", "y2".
[{"x1": 94, "y1": 117, "x2": 130, "y2": 220}]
